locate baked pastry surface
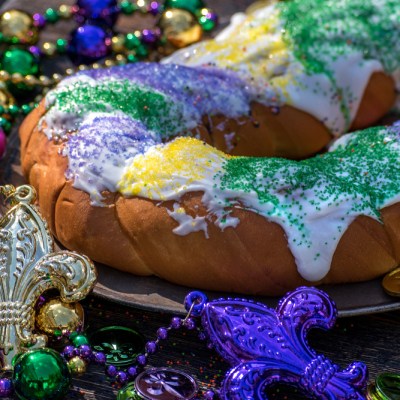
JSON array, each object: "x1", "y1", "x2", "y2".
[{"x1": 19, "y1": 0, "x2": 400, "y2": 295}]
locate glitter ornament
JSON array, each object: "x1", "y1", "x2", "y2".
[
  {"x1": 68, "y1": 24, "x2": 111, "y2": 65},
  {"x1": 0, "y1": 48, "x2": 38, "y2": 76},
  {"x1": 13, "y1": 348, "x2": 71, "y2": 400},
  {"x1": 36, "y1": 298, "x2": 84, "y2": 335},
  {"x1": 0, "y1": 10, "x2": 38, "y2": 44},
  {"x1": 67, "y1": 356, "x2": 87, "y2": 376},
  {"x1": 158, "y1": 9, "x2": 202, "y2": 48}
]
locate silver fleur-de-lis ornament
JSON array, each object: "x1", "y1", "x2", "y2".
[{"x1": 0, "y1": 184, "x2": 97, "y2": 371}]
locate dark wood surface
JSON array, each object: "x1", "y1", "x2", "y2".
[{"x1": 1, "y1": 0, "x2": 400, "y2": 398}]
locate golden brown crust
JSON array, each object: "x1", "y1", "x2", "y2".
[{"x1": 19, "y1": 72, "x2": 398, "y2": 296}]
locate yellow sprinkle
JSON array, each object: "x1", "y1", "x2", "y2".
[{"x1": 118, "y1": 137, "x2": 227, "y2": 199}]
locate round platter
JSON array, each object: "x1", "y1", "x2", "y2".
[
  {"x1": 92, "y1": 262, "x2": 400, "y2": 317},
  {"x1": 2, "y1": 129, "x2": 400, "y2": 317}
]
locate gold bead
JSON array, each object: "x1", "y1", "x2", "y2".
[
  {"x1": 65, "y1": 68, "x2": 75, "y2": 76},
  {"x1": 0, "y1": 87, "x2": 15, "y2": 108},
  {"x1": 111, "y1": 34, "x2": 126, "y2": 53},
  {"x1": 78, "y1": 64, "x2": 89, "y2": 71},
  {"x1": 52, "y1": 73, "x2": 63, "y2": 82},
  {"x1": 36, "y1": 298, "x2": 84, "y2": 335},
  {"x1": 11, "y1": 73, "x2": 23, "y2": 84},
  {"x1": 0, "y1": 71, "x2": 10, "y2": 81},
  {"x1": 39, "y1": 75, "x2": 51, "y2": 86},
  {"x1": 58, "y1": 4, "x2": 73, "y2": 19},
  {"x1": 159, "y1": 9, "x2": 202, "y2": 48},
  {"x1": 91, "y1": 63, "x2": 100, "y2": 69},
  {"x1": 115, "y1": 54, "x2": 127, "y2": 64},
  {"x1": 42, "y1": 42, "x2": 57, "y2": 56},
  {"x1": 0, "y1": 10, "x2": 39, "y2": 44},
  {"x1": 67, "y1": 356, "x2": 87, "y2": 376},
  {"x1": 24, "y1": 74, "x2": 38, "y2": 85},
  {"x1": 104, "y1": 59, "x2": 115, "y2": 67}
]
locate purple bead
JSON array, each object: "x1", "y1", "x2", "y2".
[
  {"x1": 68, "y1": 24, "x2": 111, "y2": 65},
  {"x1": 79, "y1": 344, "x2": 92, "y2": 359},
  {"x1": 184, "y1": 318, "x2": 196, "y2": 330},
  {"x1": 136, "y1": 354, "x2": 147, "y2": 366},
  {"x1": 204, "y1": 390, "x2": 215, "y2": 400},
  {"x1": 106, "y1": 365, "x2": 118, "y2": 377},
  {"x1": 115, "y1": 371, "x2": 128, "y2": 384},
  {"x1": 127, "y1": 366, "x2": 138, "y2": 377},
  {"x1": 141, "y1": 29, "x2": 158, "y2": 45},
  {"x1": 93, "y1": 351, "x2": 106, "y2": 365},
  {"x1": 198, "y1": 332, "x2": 207, "y2": 341},
  {"x1": 149, "y1": 1, "x2": 161, "y2": 15},
  {"x1": 76, "y1": 0, "x2": 118, "y2": 27},
  {"x1": 157, "y1": 327, "x2": 168, "y2": 340},
  {"x1": 206, "y1": 11, "x2": 218, "y2": 24},
  {"x1": 170, "y1": 317, "x2": 182, "y2": 329},
  {"x1": 62, "y1": 345, "x2": 76, "y2": 359},
  {"x1": 0, "y1": 378, "x2": 13, "y2": 398},
  {"x1": 32, "y1": 13, "x2": 46, "y2": 28},
  {"x1": 184, "y1": 291, "x2": 208, "y2": 317},
  {"x1": 145, "y1": 341, "x2": 157, "y2": 354}
]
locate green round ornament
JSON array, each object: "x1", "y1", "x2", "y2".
[
  {"x1": 117, "y1": 382, "x2": 143, "y2": 400},
  {"x1": 0, "y1": 48, "x2": 38, "y2": 76},
  {"x1": 164, "y1": 0, "x2": 205, "y2": 14},
  {"x1": 13, "y1": 348, "x2": 71, "y2": 400},
  {"x1": 376, "y1": 373, "x2": 400, "y2": 399},
  {"x1": 71, "y1": 333, "x2": 89, "y2": 347}
]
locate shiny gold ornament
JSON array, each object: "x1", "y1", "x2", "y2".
[
  {"x1": 0, "y1": 10, "x2": 38, "y2": 44},
  {"x1": 159, "y1": 9, "x2": 202, "y2": 48},
  {"x1": 67, "y1": 356, "x2": 87, "y2": 376},
  {"x1": 36, "y1": 298, "x2": 84, "y2": 335},
  {"x1": 0, "y1": 185, "x2": 97, "y2": 371},
  {"x1": 382, "y1": 267, "x2": 400, "y2": 296}
]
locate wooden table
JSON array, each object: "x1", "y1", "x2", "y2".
[{"x1": 1, "y1": 0, "x2": 400, "y2": 398}]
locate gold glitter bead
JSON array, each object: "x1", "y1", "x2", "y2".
[
  {"x1": 112, "y1": 34, "x2": 126, "y2": 53},
  {"x1": 24, "y1": 74, "x2": 38, "y2": 85},
  {"x1": 104, "y1": 59, "x2": 115, "y2": 67},
  {"x1": 11, "y1": 72, "x2": 23, "y2": 84},
  {"x1": 42, "y1": 42, "x2": 57, "y2": 56},
  {"x1": 0, "y1": 10, "x2": 38, "y2": 44},
  {"x1": 52, "y1": 73, "x2": 63, "y2": 82},
  {"x1": 36, "y1": 298, "x2": 84, "y2": 335},
  {"x1": 39, "y1": 75, "x2": 51, "y2": 86},
  {"x1": 0, "y1": 71, "x2": 10, "y2": 81},
  {"x1": 0, "y1": 86, "x2": 15, "y2": 108},
  {"x1": 67, "y1": 356, "x2": 87, "y2": 376},
  {"x1": 58, "y1": 4, "x2": 73, "y2": 19},
  {"x1": 159, "y1": 9, "x2": 202, "y2": 48}
]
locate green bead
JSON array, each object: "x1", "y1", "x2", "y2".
[
  {"x1": 21, "y1": 104, "x2": 32, "y2": 114},
  {"x1": 8, "y1": 104, "x2": 19, "y2": 116},
  {"x1": 198, "y1": 15, "x2": 216, "y2": 31},
  {"x1": 164, "y1": 0, "x2": 205, "y2": 14},
  {"x1": 125, "y1": 33, "x2": 141, "y2": 50},
  {"x1": 71, "y1": 334, "x2": 89, "y2": 346},
  {"x1": 0, "y1": 105, "x2": 4, "y2": 115},
  {"x1": 13, "y1": 348, "x2": 71, "y2": 400},
  {"x1": 0, "y1": 117, "x2": 11, "y2": 133},
  {"x1": 136, "y1": 45, "x2": 149, "y2": 58},
  {"x1": 117, "y1": 382, "x2": 143, "y2": 400},
  {"x1": 127, "y1": 54, "x2": 139, "y2": 63},
  {"x1": 45, "y1": 8, "x2": 59, "y2": 23},
  {"x1": 376, "y1": 373, "x2": 400, "y2": 399},
  {"x1": 56, "y1": 38, "x2": 68, "y2": 53},
  {"x1": 120, "y1": 1, "x2": 138, "y2": 15},
  {"x1": 0, "y1": 48, "x2": 38, "y2": 76}
]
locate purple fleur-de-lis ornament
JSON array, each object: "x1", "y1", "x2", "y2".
[{"x1": 184, "y1": 287, "x2": 368, "y2": 399}]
